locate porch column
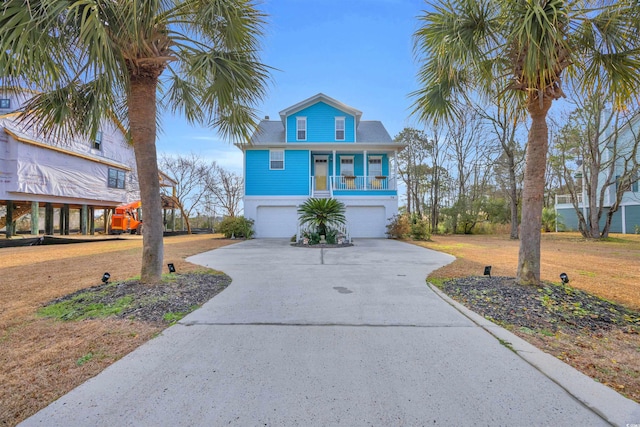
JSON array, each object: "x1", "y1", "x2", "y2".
[
  {"x1": 622, "y1": 205, "x2": 627, "y2": 234},
  {"x1": 63, "y1": 204, "x2": 70, "y2": 235},
  {"x1": 89, "y1": 207, "x2": 95, "y2": 235},
  {"x1": 5, "y1": 201, "x2": 13, "y2": 238},
  {"x1": 332, "y1": 150, "x2": 336, "y2": 191},
  {"x1": 31, "y1": 201, "x2": 39, "y2": 235},
  {"x1": 394, "y1": 150, "x2": 398, "y2": 190},
  {"x1": 80, "y1": 204, "x2": 88, "y2": 235},
  {"x1": 363, "y1": 150, "x2": 367, "y2": 190},
  {"x1": 45, "y1": 203, "x2": 54, "y2": 235}
]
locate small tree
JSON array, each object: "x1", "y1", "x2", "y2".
[{"x1": 297, "y1": 198, "x2": 346, "y2": 237}]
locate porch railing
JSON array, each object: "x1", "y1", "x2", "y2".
[
  {"x1": 556, "y1": 193, "x2": 583, "y2": 205},
  {"x1": 330, "y1": 175, "x2": 396, "y2": 191}
]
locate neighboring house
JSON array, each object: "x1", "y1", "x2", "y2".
[
  {"x1": 555, "y1": 114, "x2": 640, "y2": 234},
  {"x1": 0, "y1": 88, "x2": 144, "y2": 236},
  {"x1": 239, "y1": 93, "x2": 406, "y2": 238}
]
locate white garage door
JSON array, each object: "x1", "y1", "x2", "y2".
[
  {"x1": 346, "y1": 206, "x2": 387, "y2": 238},
  {"x1": 256, "y1": 206, "x2": 298, "y2": 238}
]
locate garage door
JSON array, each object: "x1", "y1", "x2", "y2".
[
  {"x1": 345, "y1": 206, "x2": 387, "y2": 238},
  {"x1": 255, "y1": 206, "x2": 298, "y2": 238}
]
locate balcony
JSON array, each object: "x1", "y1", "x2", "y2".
[
  {"x1": 555, "y1": 193, "x2": 583, "y2": 206},
  {"x1": 311, "y1": 175, "x2": 397, "y2": 197}
]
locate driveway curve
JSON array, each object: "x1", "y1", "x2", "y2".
[{"x1": 21, "y1": 239, "x2": 612, "y2": 426}]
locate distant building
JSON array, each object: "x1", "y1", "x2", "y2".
[
  {"x1": 238, "y1": 93, "x2": 406, "y2": 238},
  {"x1": 0, "y1": 87, "x2": 141, "y2": 236},
  {"x1": 555, "y1": 114, "x2": 640, "y2": 234}
]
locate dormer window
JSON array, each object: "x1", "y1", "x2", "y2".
[
  {"x1": 0, "y1": 99, "x2": 10, "y2": 109},
  {"x1": 335, "y1": 117, "x2": 345, "y2": 140},
  {"x1": 296, "y1": 117, "x2": 306, "y2": 140}
]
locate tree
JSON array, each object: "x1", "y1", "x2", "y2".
[
  {"x1": 412, "y1": 0, "x2": 640, "y2": 285},
  {"x1": 159, "y1": 153, "x2": 209, "y2": 234},
  {"x1": 297, "y1": 198, "x2": 346, "y2": 237},
  {"x1": 204, "y1": 164, "x2": 244, "y2": 218},
  {"x1": 395, "y1": 128, "x2": 431, "y2": 217},
  {"x1": 553, "y1": 93, "x2": 640, "y2": 238},
  {"x1": 0, "y1": 1, "x2": 270, "y2": 283}
]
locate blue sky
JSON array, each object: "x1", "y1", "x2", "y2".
[{"x1": 156, "y1": 0, "x2": 429, "y2": 175}]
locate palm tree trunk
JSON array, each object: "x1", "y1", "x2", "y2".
[
  {"x1": 129, "y1": 74, "x2": 164, "y2": 284},
  {"x1": 517, "y1": 96, "x2": 552, "y2": 285}
]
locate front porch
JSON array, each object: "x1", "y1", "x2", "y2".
[{"x1": 310, "y1": 149, "x2": 399, "y2": 198}]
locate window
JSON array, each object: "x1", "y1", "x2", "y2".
[
  {"x1": 296, "y1": 117, "x2": 306, "y2": 140},
  {"x1": 340, "y1": 156, "x2": 354, "y2": 176},
  {"x1": 93, "y1": 131, "x2": 103, "y2": 150},
  {"x1": 335, "y1": 117, "x2": 345, "y2": 140},
  {"x1": 0, "y1": 99, "x2": 10, "y2": 109},
  {"x1": 369, "y1": 157, "x2": 382, "y2": 177},
  {"x1": 270, "y1": 149, "x2": 284, "y2": 170},
  {"x1": 108, "y1": 168, "x2": 126, "y2": 189}
]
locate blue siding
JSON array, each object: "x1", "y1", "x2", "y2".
[
  {"x1": 245, "y1": 150, "x2": 310, "y2": 196},
  {"x1": 286, "y1": 102, "x2": 355, "y2": 143},
  {"x1": 557, "y1": 206, "x2": 639, "y2": 233},
  {"x1": 627, "y1": 205, "x2": 640, "y2": 233}
]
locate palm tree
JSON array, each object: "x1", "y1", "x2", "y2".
[
  {"x1": 0, "y1": 0, "x2": 270, "y2": 283},
  {"x1": 297, "y1": 198, "x2": 346, "y2": 237},
  {"x1": 412, "y1": 0, "x2": 640, "y2": 285}
]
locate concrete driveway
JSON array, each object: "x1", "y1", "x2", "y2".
[{"x1": 21, "y1": 239, "x2": 637, "y2": 426}]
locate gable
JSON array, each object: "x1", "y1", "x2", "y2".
[{"x1": 285, "y1": 102, "x2": 356, "y2": 143}]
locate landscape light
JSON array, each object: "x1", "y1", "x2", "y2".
[
  {"x1": 168, "y1": 263, "x2": 176, "y2": 273},
  {"x1": 483, "y1": 266, "x2": 492, "y2": 278},
  {"x1": 101, "y1": 272, "x2": 110, "y2": 284},
  {"x1": 560, "y1": 273, "x2": 569, "y2": 284}
]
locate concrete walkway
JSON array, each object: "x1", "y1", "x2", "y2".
[{"x1": 22, "y1": 239, "x2": 639, "y2": 426}]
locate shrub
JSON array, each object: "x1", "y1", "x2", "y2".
[
  {"x1": 410, "y1": 216, "x2": 431, "y2": 241},
  {"x1": 215, "y1": 216, "x2": 254, "y2": 238},
  {"x1": 298, "y1": 198, "x2": 346, "y2": 237},
  {"x1": 386, "y1": 214, "x2": 411, "y2": 238}
]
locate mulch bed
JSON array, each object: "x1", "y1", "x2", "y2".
[
  {"x1": 438, "y1": 276, "x2": 640, "y2": 333},
  {"x1": 42, "y1": 272, "x2": 231, "y2": 324}
]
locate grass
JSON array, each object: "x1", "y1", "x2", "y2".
[
  {"x1": 38, "y1": 295, "x2": 134, "y2": 321},
  {"x1": 417, "y1": 232, "x2": 640, "y2": 403},
  {"x1": 0, "y1": 234, "x2": 236, "y2": 426}
]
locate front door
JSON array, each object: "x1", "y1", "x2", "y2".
[{"x1": 315, "y1": 158, "x2": 328, "y2": 191}]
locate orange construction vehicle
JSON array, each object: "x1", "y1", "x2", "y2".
[{"x1": 110, "y1": 200, "x2": 143, "y2": 235}]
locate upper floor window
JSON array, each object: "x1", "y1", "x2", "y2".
[
  {"x1": 270, "y1": 149, "x2": 284, "y2": 170},
  {"x1": 0, "y1": 99, "x2": 10, "y2": 109},
  {"x1": 296, "y1": 117, "x2": 306, "y2": 140},
  {"x1": 340, "y1": 156, "x2": 354, "y2": 176},
  {"x1": 93, "y1": 131, "x2": 103, "y2": 150},
  {"x1": 335, "y1": 117, "x2": 345, "y2": 140},
  {"x1": 108, "y1": 168, "x2": 126, "y2": 189},
  {"x1": 369, "y1": 156, "x2": 382, "y2": 176}
]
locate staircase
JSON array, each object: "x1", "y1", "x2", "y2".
[
  {"x1": 0, "y1": 204, "x2": 32, "y2": 230},
  {"x1": 312, "y1": 190, "x2": 331, "y2": 198}
]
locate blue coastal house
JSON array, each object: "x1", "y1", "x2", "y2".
[{"x1": 239, "y1": 93, "x2": 405, "y2": 238}]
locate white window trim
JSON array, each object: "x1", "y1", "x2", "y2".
[
  {"x1": 335, "y1": 117, "x2": 345, "y2": 141},
  {"x1": 270, "y1": 149, "x2": 285, "y2": 170},
  {"x1": 296, "y1": 117, "x2": 307, "y2": 141},
  {"x1": 340, "y1": 155, "x2": 355, "y2": 176}
]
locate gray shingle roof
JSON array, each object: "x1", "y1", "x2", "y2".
[{"x1": 248, "y1": 120, "x2": 392, "y2": 145}]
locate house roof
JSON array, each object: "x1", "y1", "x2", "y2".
[
  {"x1": 246, "y1": 119, "x2": 393, "y2": 145},
  {"x1": 278, "y1": 93, "x2": 363, "y2": 126}
]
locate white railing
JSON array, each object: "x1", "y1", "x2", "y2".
[
  {"x1": 329, "y1": 175, "x2": 395, "y2": 191},
  {"x1": 296, "y1": 221, "x2": 351, "y2": 244},
  {"x1": 556, "y1": 193, "x2": 583, "y2": 205}
]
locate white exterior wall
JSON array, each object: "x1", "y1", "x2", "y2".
[
  {"x1": 245, "y1": 195, "x2": 398, "y2": 238},
  {"x1": 0, "y1": 90, "x2": 138, "y2": 206}
]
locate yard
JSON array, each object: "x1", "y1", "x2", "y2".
[{"x1": 1, "y1": 232, "x2": 638, "y2": 425}]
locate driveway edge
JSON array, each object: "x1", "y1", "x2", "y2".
[{"x1": 428, "y1": 282, "x2": 640, "y2": 427}]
